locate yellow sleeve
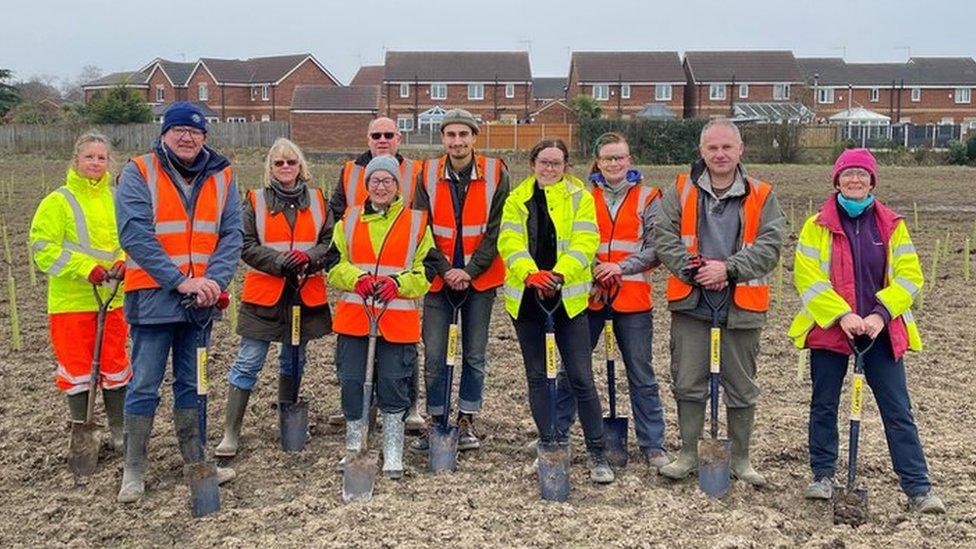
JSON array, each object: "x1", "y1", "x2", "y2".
[
  {"x1": 793, "y1": 215, "x2": 851, "y2": 328},
  {"x1": 29, "y1": 192, "x2": 99, "y2": 280}
]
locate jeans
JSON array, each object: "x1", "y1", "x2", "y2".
[
  {"x1": 125, "y1": 322, "x2": 211, "y2": 416},
  {"x1": 808, "y1": 329, "x2": 931, "y2": 496},
  {"x1": 512, "y1": 305, "x2": 604, "y2": 452},
  {"x1": 421, "y1": 288, "x2": 494, "y2": 416},
  {"x1": 556, "y1": 309, "x2": 667, "y2": 453},
  {"x1": 227, "y1": 336, "x2": 308, "y2": 391},
  {"x1": 336, "y1": 334, "x2": 416, "y2": 419}
]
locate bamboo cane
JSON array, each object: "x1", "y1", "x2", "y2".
[
  {"x1": 965, "y1": 237, "x2": 971, "y2": 282},
  {"x1": 1, "y1": 220, "x2": 11, "y2": 265},
  {"x1": 26, "y1": 238, "x2": 37, "y2": 288},
  {"x1": 789, "y1": 201, "x2": 796, "y2": 233},
  {"x1": 913, "y1": 201, "x2": 920, "y2": 231},
  {"x1": 776, "y1": 253, "x2": 784, "y2": 307},
  {"x1": 7, "y1": 266, "x2": 21, "y2": 351},
  {"x1": 228, "y1": 278, "x2": 238, "y2": 335}
]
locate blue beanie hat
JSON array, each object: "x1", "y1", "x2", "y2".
[
  {"x1": 161, "y1": 101, "x2": 208, "y2": 135},
  {"x1": 364, "y1": 155, "x2": 401, "y2": 187}
]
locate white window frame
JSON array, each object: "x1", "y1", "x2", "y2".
[
  {"x1": 620, "y1": 84, "x2": 631, "y2": 99},
  {"x1": 911, "y1": 87, "x2": 921, "y2": 102},
  {"x1": 773, "y1": 83, "x2": 790, "y2": 100},
  {"x1": 261, "y1": 84, "x2": 270, "y2": 101},
  {"x1": 592, "y1": 84, "x2": 609, "y2": 101},
  {"x1": 709, "y1": 84, "x2": 726, "y2": 101},
  {"x1": 260, "y1": 114, "x2": 270, "y2": 122},
  {"x1": 955, "y1": 88, "x2": 972, "y2": 104},
  {"x1": 654, "y1": 84, "x2": 672, "y2": 101},
  {"x1": 940, "y1": 117, "x2": 955, "y2": 125},
  {"x1": 206, "y1": 117, "x2": 219, "y2": 124},
  {"x1": 430, "y1": 83, "x2": 447, "y2": 100},
  {"x1": 817, "y1": 87, "x2": 835, "y2": 104},
  {"x1": 155, "y1": 85, "x2": 164, "y2": 102},
  {"x1": 226, "y1": 116, "x2": 246, "y2": 123},
  {"x1": 250, "y1": 86, "x2": 258, "y2": 101},
  {"x1": 467, "y1": 83, "x2": 484, "y2": 101},
  {"x1": 869, "y1": 88, "x2": 880, "y2": 102},
  {"x1": 397, "y1": 115, "x2": 414, "y2": 132},
  {"x1": 399, "y1": 83, "x2": 409, "y2": 98},
  {"x1": 505, "y1": 83, "x2": 515, "y2": 98},
  {"x1": 739, "y1": 84, "x2": 749, "y2": 99},
  {"x1": 198, "y1": 83, "x2": 208, "y2": 101}
]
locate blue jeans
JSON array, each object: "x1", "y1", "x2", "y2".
[
  {"x1": 556, "y1": 309, "x2": 667, "y2": 453},
  {"x1": 228, "y1": 336, "x2": 308, "y2": 391},
  {"x1": 809, "y1": 329, "x2": 932, "y2": 496},
  {"x1": 421, "y1": 288, "x2": 494, "y2": 415},
  {"x1": 336, "y1": 335, "x2": 416, "y2": 418},
  {"x1": 125, "y1": 322, "x2": 211, "y2": 416}
]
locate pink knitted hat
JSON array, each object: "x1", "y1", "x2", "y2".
[{"x1": 832, "y1": 148, "x2": 877, "y2": 188}]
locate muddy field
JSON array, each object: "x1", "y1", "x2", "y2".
[{"x1": 0, "y1": 153, "x2": 974, "y2": 548}]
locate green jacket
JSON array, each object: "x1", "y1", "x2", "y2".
[{"x1": 29, "y1": 168, "x2": 124, "y2": 313}]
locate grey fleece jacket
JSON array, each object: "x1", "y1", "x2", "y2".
[{"x1": 654, "y1": 160, "x2": 785, "y2": 329}]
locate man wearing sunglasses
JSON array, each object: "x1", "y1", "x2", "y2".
[{"x1": 114, "y1": 101, "x2": 242, "y2": 503}]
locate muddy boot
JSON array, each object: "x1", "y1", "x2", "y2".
[
  {"x1": 173, "y1": 408, "x2": 235, "y2": 486},
  {"x1": 728, "y1": 406, "x2": 765, "y2": 487},
  {"x1": 659, "y1": 400, "x2": 705, "y2": 480},
  {"x1": 410, "y1": 415, "x2": 439, "y2": 454},
  {"x1": 215, "y1": 385, "x2": 251, "y2": 458},
  {"x1": 404, "y1": 403, "x2": 426, "y2": 435},
  {"x1": 117, "y1": 414, "x2": 154, "y2": 504},
  {"x1": 381, "y1": 412, "x2": 405, "y2": 479},
  {"x1": 67, "y1": 392, "x2": 88, "y2": 422},
  {"x1": 103, "y1": 387, "x2": 126, "y2": 452},
  {"x1": 337, "y1": 418, "x2": 367, "y2": 473},
  {"x1": 587, "y1": 449, "x2": 616, "y2": 484},
  {"x1": 457, "y1": 412, "x2": 481, "y2": 451}
]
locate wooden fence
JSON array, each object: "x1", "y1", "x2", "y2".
[
  {"x1": 0, "y1": 122, "x2": 291, "y2": 153},
  {"x1": 481, "y1": 124, "x2": 578, "y2": 151}
]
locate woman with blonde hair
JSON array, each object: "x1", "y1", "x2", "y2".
[{"x1": 215, "y1": 137, "x2": 334, "y2": 457}]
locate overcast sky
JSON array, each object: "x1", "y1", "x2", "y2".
[{"x1": 3, "y1": 0, "x2": 974, "y2": 85}]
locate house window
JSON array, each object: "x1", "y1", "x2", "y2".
[
  {"x1": 870, "y1": 88, "x2": 880, "y2": 102},
  {"x1": 773, "y1": 84, "x2": 790, "y2": 100},
  {"x1": 251, "y1": 86, "x2": 258, "y2": 101},
  {"x1": 261, "y1": 85, "x2": 270, "y2": 101},
  {"x1": 467, "y1": 83, "x2": 484, "y2": 100},
  {"x1": 817, "y1": 88, "x2": 835, "y2": 104},
  {"x1": 911, "y1": 87, "x2": 921, "y2": 102},
  {"x1": 399, "y1": 83, "x2": 409, "y2": 98},
  {"x1": 739, "y1": 84, "x2": 749, "y2": 99},
  {"x1": 592, "y1": 84, "x2": 609, "y2": 101},
  {"x1": 709, "y1": 84, "x2": 726, "y2": 101},
  {"x1": 260, "y1": 115, "x2": 270, "y2": 122},
  {"x1": 198, "y1": 83, "x2": 208, "y2": 101},
  {"x1": 955, "y1": 88, "x2": 972, "y2": 104},
  {"x1": 940, "y1": 117, "x2": 955, "y2": 125},
  {"x1": 505, "y1": 83, "x2": 515, "y2": 98},
  {"x1": 654, "y1": 84, "x2": 672, "y2": 101},
  {"x1": 226, "y1": 117, "x2": 246, "y2": 123},
  {"x1": 430, "y1": 84, "x2": 447, "y2": 100},
  {"x1": 397, "y1": 115, "x2": 414, "y2": 132},
  {"x1": 621, "y1": 84, "x2": 631, "y2": 99},
  {"x1": 155, "y1": 85, "x2": 164, "y2": 102}
]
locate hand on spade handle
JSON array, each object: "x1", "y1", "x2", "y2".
[{"x1": 181, "y1": 290, "x2": 231, "y2": 311}]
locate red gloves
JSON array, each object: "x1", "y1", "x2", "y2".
[
  {"x1": 88, "y1": 265, "x2": 109, "y2": 284},
  {"x1": 283, "y1": 250, "x2": 310, "y2": 274},
  {"x1": 109, "y1": 260, "x2": 126, "y2": 280},
  {"x1": 354, "y1": 274, "x2": 377, "y2": 299},
  {"x1": 374, "y1": 276, "x2": 399, "y2": 303},
  {"x1": 216, "y1": 290, "x2": 231, "y2": 310},
  {"x1": 525, "y1": 271, "x2": 564, "y2": 298},
  {"x1": 681, "y1": 254, "x2": 706, "y2": 279}
]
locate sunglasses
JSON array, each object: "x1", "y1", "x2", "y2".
[
  {"x1": 273, "y1": 159, "x2": 299, "y2": 167},
  {"x1": 370, "y1": 132, "x2": 396, "y2": 140}
]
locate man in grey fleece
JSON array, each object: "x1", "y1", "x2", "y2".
[{"x1": 655, "y1": 119, "x2": 785, "y2": 486}]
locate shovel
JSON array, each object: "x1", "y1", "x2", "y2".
[
  {"x1": 598, "y1": 280, "x2": 628, "y2": 469},
  {"x1": 67, "y1": 277, "x2": 122, "y2": 477},
  {"x1": 280, "y1": 273, "x2": 310, "y2": 453},
  {"x1": 536, "y1": 290, "x2": 570, "y2": 502},
  {"x1": 342, "y1": 296, "x2": 388, "y2": 503},
  {"x1": 182, "y1": 290, "x2": 229, "y2": 518},
  {"x1": 698, "y1": 288, "x2": 732, "y2": 499},
  {"x1": 833, "y1": 335, "x2": 876, "y2": 526},
  {"x1": 428, "y1": 289, "x2": 468, "y2": 473}
]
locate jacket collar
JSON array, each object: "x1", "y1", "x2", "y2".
[
  {"x1": 355, "y1": 150, "x2": 405, "y2": 166},
  {"x1": 152, "y1": 139, "x2": 230, "y2": 184},
  {"x1": 65, "y1": 167, "x2": 111, "y2": 195},
  {"x1": 816, "y1": 192, "x2": 903, "y2": 238},
  {"x1": 363, "y1": 195, "x2": 404, "y2": 219}
]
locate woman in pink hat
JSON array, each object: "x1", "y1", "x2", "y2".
[{"x1": 788, "y1": 148, "x2": 945, "y2": 514}]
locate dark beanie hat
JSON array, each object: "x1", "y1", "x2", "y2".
[{"x1": 161, "y1": 101, "x2": 208, "y2": 135}]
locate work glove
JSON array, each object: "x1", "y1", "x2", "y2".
[
  {"x1": 108, "y1": 260, "x2": 126, "y2": 280},
  {"x1": 87, "y1": 265, "x2": 109, "y2": 285},
  {"x1": 680, "y1": 254, "x2": 706, "y2": 280},
  {"x1": 374, "y1": 275, "x2": 399, "y2": 304},
  {"x1": 354, "y1": 274, "x2": 377, "y2": 299},
  {"x1": 216, "y1": 290, "x2": 230, "y2": 310},
  {"x1": 282, "y1": 250, "x2": 311, "y2": 274},
  {"x1": 525, "y1": 271, "x2": 563, "y2": 299}
]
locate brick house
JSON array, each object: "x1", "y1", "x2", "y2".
[
  {"x1": 382, "y1": 51, "x2": 532, "y2": 131},
  {"x1": 528, "y1": 100, "x2": 577, "y2": 124},
  {"x1": 799, "y1": 57, "x2": 976, "y2": 126},
  {"x1": 290, "y1": 86, "x2": 380, "y2": 151},
  {"x1": 532, "y1": 77, "x2": 567, "y2": 108},
  {"x1": 683, "y1": 51, "x2": 805, "y2": 119},
  {"x1": 350, "y1": 65, "x2": 384, "y2": 86},
  {"x1": 567, "y1": 52, "x2": 686, "y2": 118}
]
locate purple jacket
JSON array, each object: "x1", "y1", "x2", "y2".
[{"x1": 837, "y1": 198, "x2": 891, "y2": 324}]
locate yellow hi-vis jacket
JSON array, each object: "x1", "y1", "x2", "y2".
[
  {"x1": 498, "y1": 174, "x2": 599, "y2": 319},
  {"x1": 29, "y1": 168, "x2": 125, "y2": 313}
]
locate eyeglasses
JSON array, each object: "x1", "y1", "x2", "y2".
[
  {"x1": 536, "y1": 160, "x2": 565, "y2": 169},
  {"x1": 367, "y1": 177, "x2": 397, "y2": 188},
  {"x1": 841, "y1": 168, "x2": 871, "y2": 180},
  {"x1": 170, "y1": 126, "x2": 205, "y2": 139},
  {"x1": 598, "y1": 154, "x2": 630, "y2": 164},
  {"x1": 370, "y1": 132, "x2": 396, "y2": 140},
  {"x1": 273, "y1": 159, "x2": 299, "y2": 167}
]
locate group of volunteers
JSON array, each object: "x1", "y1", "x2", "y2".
[{"x1": 29, "y1": 99, "x2": 944, "y2": 514}]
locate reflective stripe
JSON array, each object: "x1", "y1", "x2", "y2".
[
  {"x1": 63, "y1": 241, "x2": 118, "y2": 261},
  {"x1": 403, "y1": 210, "x2": 424, "y2": 266},
  {"x1": 678, "y1": 178, "x2": 694, "y2": 208},
  {"x1": 308, "y1": 187, "x2": 325, "y2": 233},
  {"x1": 54, "y1": 187, "x2": 120, "y2": 261},
  {"x1": 801, "y1": 280, "x2": 833, "y2": 306},
  {"x1": 431, "y1": 225, "x2": 454, "y2": 238},
  {"x1": 31, "y1": 239, "x2": 50, "y2": 253},
  {"x1": 602, "y1": 241, "x2": 640, "y2": 254},
  {"x1": 265, "y1": 242, "x2": 292, "y2": 252},
  {"x1": 353, "y1": 263, "x2": 401, "y2": 277},
  {"x1": 740, "y1": 276, "x2": 768, "y2": 287},
  {"x1": 155, "y1": 220, "x2": 186, "y2": 234},
  {"x1": 570, "y1": 189, "x2": 582, "y2": 212},
  {"x1": 500, "y1": 221, "x2": 523, "y2": 234},
  {"x1": 213, "y1": 169, "x2": 228, "y2": 234},
  {"x1": 339, "y1": 292, "x2": 419, "y2": 311},
  {"x1": 192, "y1": 220, "x2": 217, "y2": 233},
  {"x1": 894, "y1": 276, "x2": 920, "y2": 297},
  {"x1": 892, "y1": 243, "x2": 917, "y2": 257},
  {"x1": 424, "y1": 159, "x2": 440, "y2": 206},
  {"x1": 503, "y1": 284, "x2": 523, "y2": 303},
  {"x1": 143, "y1": 155, "x2": 159, "y2": 216},
  {"x1": 797, "y1": 243, "x2": 821, "y2": 262},
  {"x1": 561, "y1": 281, "x2": 591, "y2": 298},
  {"x1": 399, "y1": 161, "x2": 414, "y2": 204},
  {"x1": 56, "y1": 365, "x2": 91, "y2": 385},
  {"x1": 461, "y1": 225, "x2": 484, "y2": 237},
  {"x1": 903, "y1": 309, "x2": 916, "y2": 323},
  {"x1": 621, "y1": 273, "x2": 650, "y2": 283},
  {"x1": 253, "y1": 190, "x2": 267, "y2": 242},
  {"x1": 102, "y1": 365, "x2": 132, "y2": 382},
  {"x1": 126, "y1": 257, "x2": 140, "y2": 268},
  {"x1": 572, "y1": 221, "x2": 598, "y2": 233},
  {"x1": 343, "y1": 207, "x2": 361, "y2": 246},
  {"x1": 505, "y1": 250, "x2": 532, "y2": 268},
  {"x1": 345, "y1": 165, "x2": 362, "y2": 201},
  {"x1": 681, "y1": 235, "x2": 695, "y2": 247},
  {"x1": 46, "y1": 249, "x2": 72, "y2": 275},
  {"x1": 566, "y1": 249, "x2": 589, "y2": 268},
  {"x1": 483, "y1": 157, "x2": 498, "y2": 214},
  {"x1": 292, "y1": 240, "x2": 317, "y2": 251}
]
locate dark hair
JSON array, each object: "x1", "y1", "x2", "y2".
[
  {"x1": 529, "y1": 138, "x2": 570, "y2": 165},
  {"x1": 590, "y1": 131, "x2": 628, "y2": 175}
]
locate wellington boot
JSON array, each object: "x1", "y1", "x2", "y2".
[
  {"x1": 728, "y1": 406, "x2": 765, "y2": 487},
  {"x1": 404, "y1": 403, "x2": 426, "y2": 434},
  {"x1": 117, "y1": 414, "x2": 154, "y2": 504},
  {"x1": 67, "y1": 392, "x2": 89, "y2": 422},
  {"x1": 659, "y1": 400, "x2": 705, "y2": 480},
  {"x1": 381, "y1": 412, "x2": 405, "y2": 479},
  {"x1": 215, "y1": 386, "x2": 251, "y2": 458},
  {"x1": 103, "y1": 387, "x2": 126, "y2": 452},
  {"x1": 337, "y1": 418, "x2": 367, "y2": 473},
  {"x1": 174, "y1": 408, "x2": 236, "y2": 486}
]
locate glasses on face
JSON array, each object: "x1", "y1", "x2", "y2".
[
  {"x1": 841, "y1": 168, "x2": 870, "y2": 180},
  {"x1": 599, "y1": 154, "x2": 629, "y2": 164},
  {"x1": 367, "y1": 177, "x2": 397, "y2": 188},
  {"x1": 370, "y1": 132, "x2": 396, "y2": 140},
  {"x1": 273, "y1": 159, "x2": 299, "y2": 168},
  {"x1": 536, "y1": 159, "x2": 565, "y2": 169},
  {"x1": 171, "y1": 126, "x2": 205, "y2": 139}
]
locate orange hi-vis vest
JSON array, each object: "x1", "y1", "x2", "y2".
[
  {"x1": 666, "y1": 173, "x2": 773, "y2": 313},
  {"x1": 124, "y1": 153, "x2": 231, "y2": 291},
  {"x1": 342, "y1": 157, "x2": 422, "y2": 211},
  {"x1": 332, "y1": 206, "x2": 428, "y2": 343},
  {"x1": 423, "y1": 154, "x2": 505, "y2": 292},
  {"x1": 588, "y1": 183, "x2": 661, "y2": 313},
  {"x1": 241, "y1": 187, "x2": 328, "y2": 307}
]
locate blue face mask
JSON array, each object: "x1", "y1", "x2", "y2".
[{"x1": 837, "y1": 193, "x2": 875, "y2": 217}]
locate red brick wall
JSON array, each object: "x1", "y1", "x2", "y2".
[
  {"x1": 566, "y1": 67, "x2": 685, "y2": 118},
  {"x1": 84, "y1": 87, "x2": 150, "y2": 104},
  {"x1": 274, "y1": 59, "x2": 338, "y2": 115},
  {"x1": 530, "y1": 103, "x2": 578, "y2": 124},
  {"x1": 291, "y1": 111, "x2": 376, "y2": 151},
  {"x1": 384, "y1": 83, "x2": 532, "y2": 122},
  {"x1": 812, "y1": 86, "x2": 976, "y2": 124},
  {"x1": 685, "y1": 83, "x2": 798, "y2": 118}
]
